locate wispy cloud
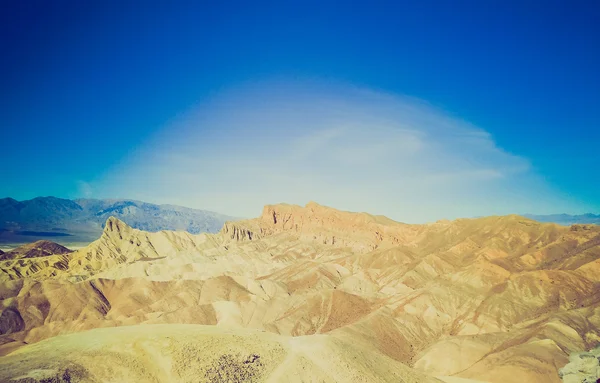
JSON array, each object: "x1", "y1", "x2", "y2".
[
  {"x1": 88, "y1": 80, "x2": 585, "y2": 222},
  {"x1": 75, "y1": 181, "x2": 93, "y2": 198}
]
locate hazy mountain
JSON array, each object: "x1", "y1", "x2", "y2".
[
  {"x1": 0, "y1": 196, "x2": 238, "y2": 245},
  {"x1": 524, "y1": 213, "x2": 600, "y2": 226}
]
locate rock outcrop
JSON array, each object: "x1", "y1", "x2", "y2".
[{"x1": 559, "y1": 346, "x2": 600, "y2": 383}]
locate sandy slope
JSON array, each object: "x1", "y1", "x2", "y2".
[
  {"x1": 0, "y1": 324, "x2": 439, "y2": 383},
  {"x1": 0, "y1": 202, "x2": 599, "y2": 382}
]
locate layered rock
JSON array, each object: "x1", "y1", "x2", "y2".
[
  {"x1": 0, "y1": 240, "x2": 72, "y2": 261},
  {"x1": 222, "y1": 202, "x2": 424, "y2": 252}
]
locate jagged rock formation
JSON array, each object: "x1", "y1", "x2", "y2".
[
  {"x1": 0, "y1": 202, "x2": 599, "y2": 382},
  {"x1": 223, "y1": 202, "x2": 418, "y2": 251}
]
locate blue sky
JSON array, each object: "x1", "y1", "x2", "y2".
[{"x1": 1, "y1": 1, "x2": 598, "y2": 221}]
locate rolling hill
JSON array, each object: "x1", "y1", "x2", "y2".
[{"x1": 0, "y1": 202, "x2": 598, "y2": 382}]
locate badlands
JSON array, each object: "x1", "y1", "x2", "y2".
[{"x1": 0, "y1": 202, "x2": 599, "y2": 382}]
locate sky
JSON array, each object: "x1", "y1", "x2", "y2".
[{"x1": 1, "y1": 1, "x2": 599, "y2": 222}]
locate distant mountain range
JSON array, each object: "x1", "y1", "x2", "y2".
[
  {"x1": 523, "y1": 213, "x2": 600, "y2": 226},
  {"x1": 0, "y1": 196, "x2": 239, "y2": 245},
  {"x1": 1, "y1": 196, "x2": 597, "y2": 246}
]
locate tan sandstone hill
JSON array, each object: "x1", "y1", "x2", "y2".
[
  {"x1": 0, "y1": 202, "x2": 599, "y2": 382},
  {"x1": 0, "y1": 240, "x2": 72, "y2": 261}
]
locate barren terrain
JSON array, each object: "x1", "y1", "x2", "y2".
[{"x1": 1, "y1": 202, "x2": 599, "y2": 382}]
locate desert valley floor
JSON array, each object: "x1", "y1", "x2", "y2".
[{"x1": 0, "y1": 202, "x2": 599, "y2": 382}]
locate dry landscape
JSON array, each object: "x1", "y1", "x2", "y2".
[{"x1": 0, "y1": 202, "x2": 599, "y2": 382}]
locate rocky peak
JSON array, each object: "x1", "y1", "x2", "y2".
[{"x1": 101, "y1": 216, "x2": 134, "y2": 241}]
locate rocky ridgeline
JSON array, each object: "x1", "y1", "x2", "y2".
[
  {"x1": 559, "y1": 346, "x2": 600, "y2": 383},
  {"x1": 220, "y1": 202, "x2": 422, "y2": 253}
]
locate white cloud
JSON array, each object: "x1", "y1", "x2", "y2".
[
  {"x1": 88, "y1": 80, "x2": 585, "y2": 222},
  {"x1": 75, "y1": 181, "x2": 93, "y2": 198}
]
